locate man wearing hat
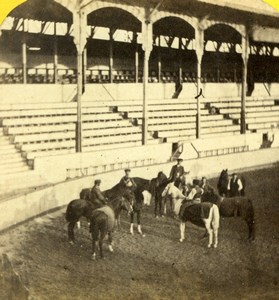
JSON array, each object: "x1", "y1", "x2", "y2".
[
  {"x1": 120, "y1": 168, "x2": 137, "y2": 189},
  {"x1": 169, "y1": 158, "x2": 189, "y2": 189},
  {"x1": 90, "y1": 179, "x2": 107, "y2": 206},
  {"x1": 227, "y1": 173, "x2": 243, "y2": 197}
]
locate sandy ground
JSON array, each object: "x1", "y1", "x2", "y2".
[{"x1": 0, "y1": 166, "x2": 278, "y2": 300}]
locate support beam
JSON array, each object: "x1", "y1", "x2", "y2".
[
  {"x1": 83, "y1": 47, "x2": 87, "y2": 87},
  {"x1": 53, "y1": 37, "x2": 58, "y2": 84},
  {"x1": 241, "y1": 29, "x2": 249, "y2": 135},
  {"x1": 141, "y1": 17, "x2": 153, "y2": 145},
  {"x1": 73, "y1": 8, "x2": 87, "y2": 153},
  {"x1": 134, "y1": 32, "x2": 139, "y2": 83},
  {"x1": 195, "y1": 28, "x2": 204, "y2": 139},
  {"x1": 109, "y1": 29, "x2": 114, "y2": 83},
  {"x1": 22, "y1": 37, "x2": 27, "y2": 84}
]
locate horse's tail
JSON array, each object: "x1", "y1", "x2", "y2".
[
  {"x1": 65, "y1": 202, "x2": 75, "y2": 223},
  {"x1": 211, "y1": 204, "x2": 220, "y2": 230}
]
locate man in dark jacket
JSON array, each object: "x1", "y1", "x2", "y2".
[
  {"x1": 120, "y1": 169, "x2": 137, "y2": 189},
  {"x1": 169, "y1": 159, "x2": 189, "y2": 189},
  {"x1": 199, "y1": 177, "x2": 215, "y2": 194},
  {"x1": 90, "y1": 179, "x2": 107, "y2": 206},
  {"x1": 228, "y1": 173, "x2": 243, "y2": 197}
]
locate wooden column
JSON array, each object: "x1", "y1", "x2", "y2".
[
  {"x1": 73, "y1": 8, "x2": 87, "y2": 153},
  {"x1": 158, "y1": 36, "x2": 161, "y2": 83},
  {"x1": 195, "y1": 28, "x2": 204, "y2": 139},
  {"x1": 83, "y1": 47, "x2": 87, "y2": 86},
  {"x1": 109, "y1": 29, "x2": 114, "y2": 83},
  {"x1": 178, "y1": 37, "x2": 183, "y2": 83},
  {"x1": 134, "y1": 32, "x2": 139, "y2": 83},
  {"x1": 22, "y1": 37, "x2": 27, "y2": 84},
  {"x1": 53, "y1": 37, "x2": 58, "y2": 83},
  {"x1": 241, "y1": 30, "x2": 249, "y2": 134},
  {"x1": 142, "y1": 18, "x2": 153, "y2": 145}
]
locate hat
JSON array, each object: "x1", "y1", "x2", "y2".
[
  {"x1": 193, "y1": 179, "x2": 200, "y2": 186},
  {"x1": 125, "y1": 168, "x2": 131, "y2": 172},
  {"x1": 202, "y1": 176, "x2": 206, "y2": 180},
  {"x1": 94, "y1": 179, "x2": 101, "y2": 185},
  {"x1": 177, "y1": 158, "x2": 183, "y2": 162}
]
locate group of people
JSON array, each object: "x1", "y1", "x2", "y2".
[
  {"x1": 88, "y1": 159, "x2": 244, "y2": 209},
  {"x1": 168, "y1": 158, "x2": 245, "y2": 199}
]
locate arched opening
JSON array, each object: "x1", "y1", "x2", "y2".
[
  {"x1": 86, "y1": 7, "x2": 141, "y2": 83},
  {"x1": 0, "y1": 0, "x2": 73, "y2": 84},
  {"x1": 152, "y1": 16, "x2": 195, "y2": 88},
  {"x1": 203, "y1": 24, "x2": 242, "y2": 83}
]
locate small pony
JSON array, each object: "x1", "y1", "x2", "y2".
[{"x1": 90, "y1": 195, "x2": 134, "y2": 260}]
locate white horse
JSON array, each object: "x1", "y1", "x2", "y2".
[
  {"x1": 163, "y1": 183, "x2": 220, "y2": 248},
  {"x1": 161, "y1": 182, "x2": 186, "y2": 215}
]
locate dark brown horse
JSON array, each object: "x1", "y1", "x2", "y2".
[
  {"x1": 65, "y1": 188, "x2": 135, "y2": 243},
  {"x1": 90, "y1": 195, "x2": 133, "y2": 260},
  {"x1": 202, "y1": 190, "x2": 255, "y2": 240}
]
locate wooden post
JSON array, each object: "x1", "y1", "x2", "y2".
[
  {"x1": 179, "y1": 37, "x2": 183, "y2": 84},
  {"x1": 195, "y1": 28, "x2": 204, "y2": 139},
  {"x1": 158, "y1": 36, "x2": 161, "y2": 83},
  {"x1": 73, "y1": 7, "x2": 87, "y2": 153},
  {"x1": 134, "y1": 32, "x2": 139, "y2": 83},
  {"x1": 83, "y1": 47, "x2": 87, "y2": 85},
  {"x1": 53, "y1": 37, "x2": 58, "y2": 84},
  {"x1": 142, "y1": 18, "x2": 153, "y2": 145},
  {"x1": 241, "y1": 30, "x2": 249, "y2": 134},
  {"x1": 109, "y1": 29, "x2": 114, "y2": 83},
  {"x1": 22, "y1": 37, "x2": 27, "y2": 84}
]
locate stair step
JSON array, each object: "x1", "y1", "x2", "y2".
[
  {"x1": 0, "y1": 156, "x2": 27, "y2": 169},
  {"x1": 0, "y1": 164, "x2": 30, "y2": 174},
  {"x1": 0, "y1": 144, "x2": 17, "y2": 150}
]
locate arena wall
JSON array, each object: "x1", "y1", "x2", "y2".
[
  {"x1": 1, "y1": 145, "x2": 278, "y2": 232},
  {"x1": 0, "y1": 82, "x2": 279, "y2": 103}
]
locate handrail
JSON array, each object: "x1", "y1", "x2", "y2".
[{"x1": 263, "y1": 82, "x2": 271, "y2": 96}]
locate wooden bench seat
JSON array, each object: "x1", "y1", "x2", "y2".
[
  {"x1": 248, "y1": 123, "x2": 279, "y2": 131},
  {"x1": 21, "y1": 133, "x2": 142, "y2": 152},
  {"x1": 158, "y1": 129, "x2": 196, "y2": 138},
  {"x1": 127, "y1": 110, "x2": 198, "y2": 119},
  {"x1": 5, "y1": 120, "x2": 133, "y2": 135},
  {"x1": 2, "y1": 113, "x2": 122, "y2": 126},
  {"x1": 246, "y1": 115, "x2": 279, "y2": 124},
  {"x1": 118, "y1": 103, "x2": 198, "y2": 112},
  {"x1": 0, "y1": 107, "x2": 111, "y2": 119},
  {"x1": 14, "y1": 127, "x2": 141, "y2": 144}
]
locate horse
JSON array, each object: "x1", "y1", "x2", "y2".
[
  {"x1": 201, "y1": 190, "x2": 255, "y2": 240},
  {"x1": 217, "y1": 169, "x2": 229, "y2": 196},
  {"x1": 172, "y1": 198, "x2": 220, "y2": 248},
  {"x1": 65, "y1": 188, "x2": 135, "y2": 243},
  {"x1": 90, "y1": 194, "x2": 134, "y2": 260},
  {"x1": 217, "y1": 169, "x2": 246, "y2": 197},
  {"x1": 162, "y1": 182, "x2": 186, "y2": 216}
]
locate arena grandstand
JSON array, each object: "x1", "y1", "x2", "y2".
[{"x1": 0, "y1": 0, "x2": 279, "y2": 229}]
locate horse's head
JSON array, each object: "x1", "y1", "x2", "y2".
[{"x1": 157, "y1": 171, "x2": 167, "y2": 184}]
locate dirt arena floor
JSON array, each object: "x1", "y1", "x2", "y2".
[{"x1": 0, "y1": 165, "x2": 278, "y2": 300}]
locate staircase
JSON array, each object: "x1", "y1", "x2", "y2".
[
  {"x1": 0, "y1": 129, "x2": 50, "y2": 198},
  {"x1": 0, "y1": 130, "x2": 30, "y2": 176}
]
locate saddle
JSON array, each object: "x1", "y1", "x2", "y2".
[
  {"x1": 179, "y1": 201, "x2": 213, "y2": 220},
  {"x1": 95, "y1": 206, "x2": 115, "y2": 231}
]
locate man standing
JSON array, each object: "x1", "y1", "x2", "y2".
[
  {"x1": 200, "y1": 177, "x2": 215, "y2": 194},
  {"x1": 169, "y1": 159, "x2": 189, "y2": 189},
  {"x1": 228, "y1": 173, "x2": 243, "y2": 197},
  {"x1": 120, "y1": 169, "x2": 137, "y2": 189},
  {"x1": 90, "y1": 179, "x2": 107, "y2": 206}
]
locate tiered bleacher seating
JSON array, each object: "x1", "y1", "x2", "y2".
[
  {"x1": 114, "y1": 99, "x2": 239, "y2": 143},
  {"x1": 0, "y1": 102, "x2": 142, "y2": 163},
  {"x1": 207, "y1": 97, "x2": 279, "y2": 133}
]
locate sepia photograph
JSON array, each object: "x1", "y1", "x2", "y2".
[{"x1": 0, "y1": 0, "x2": 278, "y2": 299}]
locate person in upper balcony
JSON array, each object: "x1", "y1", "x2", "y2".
[
  {"x1": 90, "y1": 179, "x2": 107, "y2": 206},
  {"x1": 227, "y1": 173, "x2": 244, "y2": 197},
  {"x1": 120, "y1": 168, "x2": 137, "y2": 189}
]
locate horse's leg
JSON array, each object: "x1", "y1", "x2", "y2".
[
  {"x1": 163, "y1": 198, "x2": 167, "y2": 216},
  {"x1": 99, "y1": 230, "x2": 107, "y2": 259},
  {"x1": 68, "y1": 221, "x2": 76, "y2": 244},
  {"x1": 130, "y1": 212, "x2": 134, "y2": 235},
  {"x1": 159, "y1": 197, "x2": 162, "y2": 217},
  {"x1": 77, "y1": 221, "x2": 81, "y2": 229},
  {"x1": 137, "y1": 211, "x2": 145, "y2": 237},
  {"x1": 204, "y1": 219, "x2": 213, "y2": 248},
  {"x1": 92, "y1": 240, "x2": 97, "y2": 260},
  {"x1": 212, "y1": 205, "x2": 220, "y2": 248},
  {"x1": 179, "y1": 222, "x2": 186, "y2": 242},
  {"x1": 108, "y1": 232, "x2": 114, "y2": 253},
  {"x1": 154, "y1": 197, "x2": 158, "y2": 217}
]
